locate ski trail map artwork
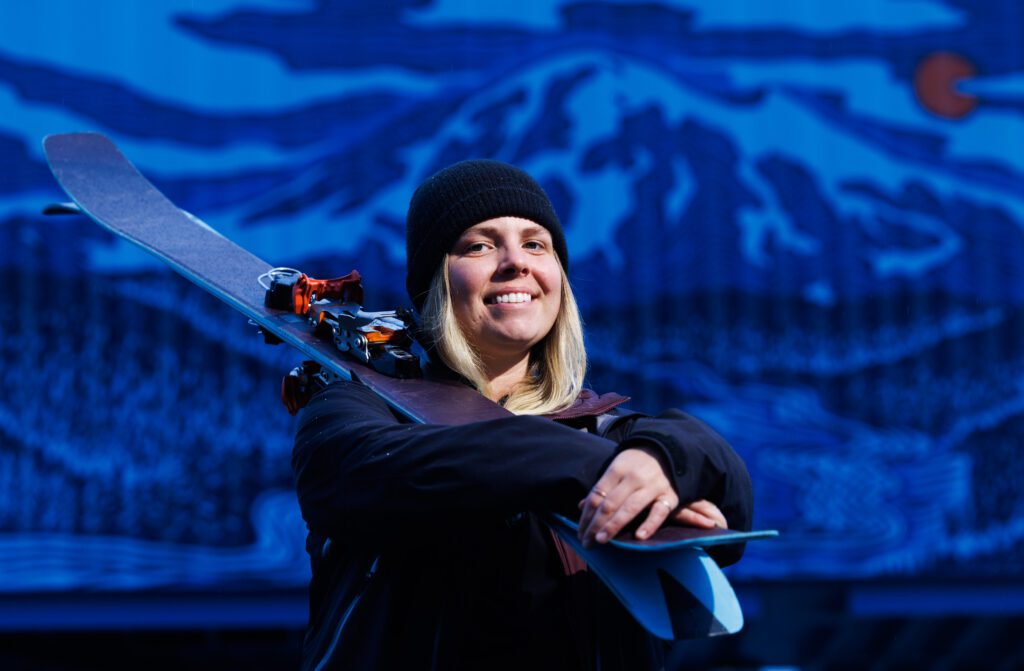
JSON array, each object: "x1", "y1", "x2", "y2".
[{"x1": 0, "y1": 1, "x2": 1021, "y2": 592}]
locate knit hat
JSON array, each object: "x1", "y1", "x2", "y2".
[{"x1": 405, "y1": 159, "x2": 568, "y2": 309}]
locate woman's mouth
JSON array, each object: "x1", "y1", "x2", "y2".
[{"x1": 485, "y1": 292, "x2": 534, "y2": 305}]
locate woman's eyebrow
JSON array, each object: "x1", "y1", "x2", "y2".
[
  {"x1": 519, "y1": 225, "x2": 550, "y2": 238},
  {"x1": 462, "y1": 225, "x2": 499, "y2": 237}
]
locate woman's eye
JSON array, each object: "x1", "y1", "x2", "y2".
[{"x1": 465, "y1": 242, "x2": 489, "y2": 253}]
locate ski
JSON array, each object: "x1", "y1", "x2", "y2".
[
  {"x1": 42, "y1": 131, "x2": 775, "y2": 639},
  {"x1": 42, "y1": 132, "x2": 505, "y2": 426}
]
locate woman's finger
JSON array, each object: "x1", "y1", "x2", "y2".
[
  {"x1": 581, "y1": 477, "x2": 618, "y2": 540},
  {"x1": 685, "y1": 499, "x2": 728, "y2": 528},
  {"x1": 578, "y1": 478, "x2": 624, "y2": 545},
  {"x1": 592, "y1": 488, "x2": 666, "y2": 544},
  {"x1": 673, "y1": 506, "x2": 717, "y2": 529},
  {"x1": 634, "y1": 496, "x2": 677, "y2": 540}
]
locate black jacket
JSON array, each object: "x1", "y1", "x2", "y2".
[{"x1": 292, "y1": 381, "x2": 753, "y2": 670}]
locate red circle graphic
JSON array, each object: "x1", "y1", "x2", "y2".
[{"x1": 913, "y1": 51, "x2": 978, "y2": 120}]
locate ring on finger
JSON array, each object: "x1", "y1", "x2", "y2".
[
  {"x1": 656, "y1": 499, "x2": 674, "y2": 510},
  {"x1": 593, "y1": 488, "x2": 608, "y2": 498}
]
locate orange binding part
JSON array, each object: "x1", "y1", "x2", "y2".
[
  {"x1": 292, "y1": 270, "x2": 363, "y2": 315},
  {"x1": 363, "y1": 325, "x2": 397, "y2": 344}
]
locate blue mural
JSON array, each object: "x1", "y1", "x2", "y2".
[{"x1": 1, "y1": 0, "x2": 1023, "y2": 596}]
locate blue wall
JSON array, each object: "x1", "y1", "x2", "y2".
[{"x1": 1, "y1": 0, "x2": 1022, "y2": 604}]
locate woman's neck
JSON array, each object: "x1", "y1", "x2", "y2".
[{"x1": 480, "y1": 353, "x2": 531, "y2": 403}]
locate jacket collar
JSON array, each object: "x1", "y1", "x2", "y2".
[{"x1": 545, "y1": 389, "x2": 630, "y2": 420}]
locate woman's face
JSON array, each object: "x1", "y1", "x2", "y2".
[{"x1": 447, "y1": 216, "x2": 563, "y2": 364}]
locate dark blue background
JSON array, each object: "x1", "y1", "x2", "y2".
[{"x1": 1, "y1": 0, "x2": 1022, "y2": 651}]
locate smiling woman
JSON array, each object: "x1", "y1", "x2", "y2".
[
  {"x1": 291, "y1": 159, "x2": 753, "y2": 670},
  {"x1": 410, "y1": 160, "x2": 587, "y2": 416}
]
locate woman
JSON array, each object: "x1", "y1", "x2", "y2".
[{"x1": 293, "y1": 160, "x2": 753, "y2": 670}]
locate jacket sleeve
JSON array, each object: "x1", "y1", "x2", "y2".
[
  {"x1": 292, "y1": 380, "x2": 618, "y2": 539},
  {"x1": 603, "y1": 408, "x2": 754, "y2": 566}
]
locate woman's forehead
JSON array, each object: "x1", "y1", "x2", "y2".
[{"x1": 460, "y1": 216, "x2": 551, "y2": 239}]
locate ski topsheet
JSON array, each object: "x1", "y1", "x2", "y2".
[{"x1": 42, "y1": 131, "x2": 775, "y2": 639}]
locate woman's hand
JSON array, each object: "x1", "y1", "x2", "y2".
[
  {"x1": 577, "y1": 447, "x2": 730, "y2": 547},
  {"x1": 577, "y1": 447, "x2": 679, "y2": 547}
]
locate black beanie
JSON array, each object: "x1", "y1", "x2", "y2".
[{"x1": 405, "y1": 159, "x2": 568, "y2": 310}]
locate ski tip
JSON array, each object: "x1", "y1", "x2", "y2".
[
  {"x1": 42, "y1": 131, "x2": 114, "y2": 155},
  {"x1": 44, "y1": 131, "x2": 108, "y2": 142},
  {"x1": 42, "y1": 132, "x2": 74, "y2": 151}
]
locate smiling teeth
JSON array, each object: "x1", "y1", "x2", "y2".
[{"x1": 493, "y1": 293, "x2": 532, "y2": 304}]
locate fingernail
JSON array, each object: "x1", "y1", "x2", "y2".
[
  {"x1": 596, "y1": 531, "x2": 608, "y2": 543},
  {"x1": 636, "y1": 529, "x2": 648, "y2": 539}
]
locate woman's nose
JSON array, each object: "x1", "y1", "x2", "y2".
[{"x1": 497, "y1": 247, "x2": 529, "y2": 275}]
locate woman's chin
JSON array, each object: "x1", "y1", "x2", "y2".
[{"x1": 478, "y1": 329, "x2": 545, "y2": 355}]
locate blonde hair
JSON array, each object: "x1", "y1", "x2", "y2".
[{"x1": 420, "y1": 256, "x2": 587, "y2": 415}]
